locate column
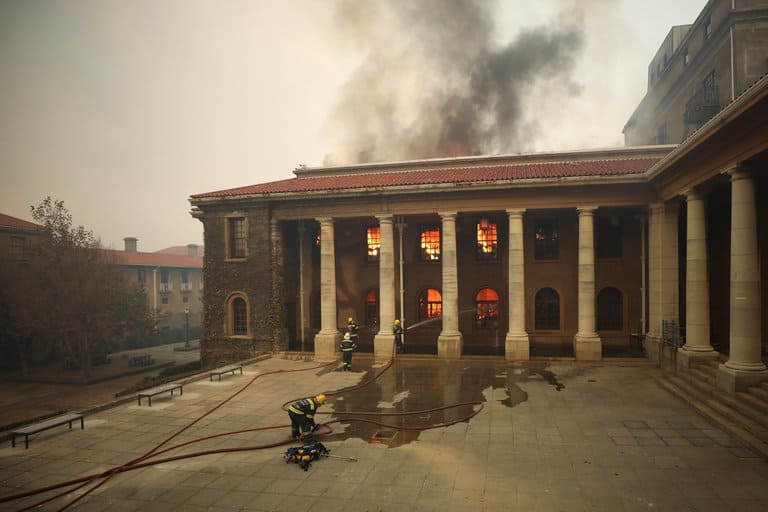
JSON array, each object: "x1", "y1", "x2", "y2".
[
  {"x1": 373, "y1": 215, "x2": 396, "y2": 358},
  {"x1": 313, "y1": 217, "x2": 340, "y2": 359},
  {"x1": 646, "y1": 203, "x2": 664, "y2": 352},
  {"x1": 661, "y1": 202, "x2": 680, "y2": 337},
  {"x1": 574, "y1": 207, "x2": 602, "y2": 360},
  {"x1": 717, "y1": 166, "x2": 767, "y2": 392},
  {"x1": 438, "y1": 211, "x2": 463, "y2": 358},
  {"x1": 678, "y1": 189, "x2": 717, "y2": 369},
  {"x1": 505, "y1": 208, "x2": 529, "y2": 360}
]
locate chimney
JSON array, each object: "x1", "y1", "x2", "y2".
[
  {"x1": 186, "y1": 243, "x2": 199, "y2": 257},
  {"x1": 123, "y1": 237, "x2": 138, "y2": 253}
]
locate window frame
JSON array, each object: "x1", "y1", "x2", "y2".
[
  {"x1": 417, "y1": 288, "x2": 442, "y2": 323},
  {"x1": 229, "y1": 295, "x2": 249, "y2": 336},
  {"x1": 596, "y1": 215, "x2": 623, "y2": 260},
  {"x1": 365, "y1": 226, "x2": 381, "y2": 263},
  {"x1": 534, "y1": 287, "x2": 560, "y2": 331},
  {"x1": 533, "y1": 218, "x2": 559, "y2": 261},
  {"x1": 475, "y1": 288, "x2": 500, "y2": 330},
  {"x1": 475, "y1": 218, "x2": 499, "y2": 261},
  {"x1": 364, "y1": 288, "x2": 379, "y2": 328},
  {"x1": 226, "y1": 216, "x2": 247, "y2": 260},
  {"x1": 419, "y1": 223, "x2": 441, "y2": 262},
  {"x1": 597, "y1": 287, "x2": 623, "y2": 331}
]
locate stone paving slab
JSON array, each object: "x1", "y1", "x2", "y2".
[{"x1": 1, "y1": 357, "x2": 768, "y2": 511}]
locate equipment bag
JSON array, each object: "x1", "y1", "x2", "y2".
[{"x1": 283, "y1": 442, "x2": 330, "y2": 471}]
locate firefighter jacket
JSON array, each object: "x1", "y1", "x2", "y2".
[
  {"x1": 340, "y1": 337, "x2": 357, "y2": 352},
  {"x1": 393, "y1": 324, "x2": 403, "y2": 338},
  {"x1": 347, "y1": 321, "x2": 359, "y2": 341},
  {"x1": 288, "y1": 398, "x2": 320, "y2": 422}
]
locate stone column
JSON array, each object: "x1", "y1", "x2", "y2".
[
  {"x1": 505, "y1": 208, "x2": 529, "y2": 360},
  {"x1": 574, "y1": 207, "x2": 602, "y2": 360},
  {"x1": 646, "y1": 203, "x2": 664, "y2": 351},
  {"x1": 313, "y1": 217, "x2": 340, "y2": 360},
  {"x1": 717, "y1": 166, "x2": 767, "y2": 392},
  {"x1": 438, "y1": 211, "x2": 463, "y2": 358},
  {"x1": 661, "y1": 202, "x2": 680, "y2": 334},
  {"x1": 374, "y1": 215, "x2": 396, "y2": 358},
  {"x1": 678, "y1": 189, "x2": 717, "y2": 369}
]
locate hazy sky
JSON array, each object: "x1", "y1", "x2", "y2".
[{"x1": 1, "y1": 0, "x2": 707, "y2": 252}]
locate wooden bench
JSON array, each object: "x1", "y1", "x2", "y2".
[
  {"x1": 209, "y1": 365, "x2": 243, "y2": 381},
  {"x1": 137, "y1": 383, "x2": 183, "y2": 406},
  {"x1": 12, "y1": 413, "x2": 84, "y2": 449},
  {"x1": 129, "y1": 354, "x2": 154, "y2": 366}
]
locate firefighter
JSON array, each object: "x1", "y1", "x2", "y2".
[
  {"x1": 340, "y1": 332, "x2": 356, "y2": 371},
  {"x1": 347, "y1": 317, "x2": 359, "y2": 345},
  {"x1": 288, "y1": 394, "x2": 326, "y2": 441},
  {"x1": 393, "y1": 319, "x2": 404, "y2": 354}
]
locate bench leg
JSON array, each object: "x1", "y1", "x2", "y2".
[
  {"x1": 25, "y1": 435, "x2": 29, "y2": 449},
  {"x1": 11, "y1": 434, "x2": 15, "y2": 448}
]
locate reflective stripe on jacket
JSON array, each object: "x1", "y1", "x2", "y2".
[
  {"x1": 288, "y1": 398, "x2": 317, "y2": 419},
  {"x1": 340, "y1": 339, "x2": 356, "y2": 352}
]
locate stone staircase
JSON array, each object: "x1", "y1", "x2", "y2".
[{"x1": 656, "y1": 359, "x2": 768, "y2": 458}]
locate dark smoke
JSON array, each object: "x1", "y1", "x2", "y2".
[{"x1": 323, "y1": 0, "x2": 585, "y2": 165}]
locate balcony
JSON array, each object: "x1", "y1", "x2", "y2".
[
  {"x1": 181, "y1": 283, "x2": 191, "y2": 292},
  {"x1": 684, "y1": 83, "x2": 719, "y2": 125},
  {"x1": 159, "y1": 283, "x2": 172, "y2": 294}
]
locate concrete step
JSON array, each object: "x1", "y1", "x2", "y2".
[
  {"x1": 748, "y1": 386, "x2": 768, "y2": 402},
  {"x1": 657, "y1": 371, "x2": 768, "y2": 459}
]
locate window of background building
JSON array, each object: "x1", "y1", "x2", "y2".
[
  {"x1": 160, "y1": 270, "x2": 169, "y2": 283},
  {"x1": 420, "y1": 224, "x2": 441, "y2": 261},
  {"x1": 597, "y1": 287, "x2": 623, "y2": 330},
  {"x1": 228, "y1": 217, "x2": 246, "y2": 259},
  {"x1": 596, "y1": 215, "x2": 622, "y2": 259},
  {"x1": 366, "y1": 226, "x2": 381, "y2": 262},
  {"x1": 417, "y1": 288, "x2": 442, "y2": 322},
  {"x1": 475, "y1": 288, "x2": 499, "y2": 329},
  {"x1": 137, "y1": 269, "x2": 146, "y2": 284},
  {"x1": 161, "y1": 297, "x2": 169, "y2": 305},
  {"x1": 182, "y1": 296, "x2": 189, "y2": 303},
  {"x1": 181, "y1": 271, "x2": 189, "y2": 283},
  {"x1": 9, "y1": 236, "x2": 24, "y2": 260},
  {"x1": 535, "y1": 287, "x2": 560, "y2": 330},
  {"x1": 476, "y1": 218, "x2": 498, "y2": 260},
  {"x1": 232, "y1": 297, "x2": 248, "y2": 335},
  {"x1": 365, "y1": 289, "x2": 378, "y2": 327},
  {"x1": 534, "y1": 219, "x2": 559, "y2": 260}
]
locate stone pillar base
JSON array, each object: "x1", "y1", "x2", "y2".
[
  {"x1": 505, "y1": 333, "x2": 530, "y2": 361},
  {"x1": 716, "y1": 363, "x2": 768, "y2": 393},
  {"x1": 438, "y1": 333, "x2": 463, "y2": 359},
  {"x1": 574, "y1": 334, "x2": 602, "y2": 361},
  {"x1": 313, "y1": 331, "x2": 341, "y2": 361},
  {"x1": 677, "y1": 347, "x2": 719, "y2": 371},
  {"x1": 373, "y1": 334, "x2": 395, "y2": 359},
  {"x1": 644, "y1": 335, "x2": 661, "y2": 363}
]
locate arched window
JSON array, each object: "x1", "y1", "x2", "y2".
[
  {"x1": 597, "y1": 287, "x2": 623, "y2": 330},
  {"x1": 417, "y1": 288, "x2": 442, "y2": 322},
  {"x1": 230, "y1": 296, "x2": 248, "y2": 335},
  {"x1": 365, "y1": 289, "x2": 379, "y2": 328},
  {"x1": 535, "y1": 287, "x2": 560, "y2": 330},
  {"x1": 475, "y1": 288, "x2": 499, "y2": 329}
]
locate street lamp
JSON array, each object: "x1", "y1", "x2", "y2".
[{"x1": 184, "y1": 308, "x2": 190, "y2": 348}]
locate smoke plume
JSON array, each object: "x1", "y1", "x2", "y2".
[{"x1": 322, "y1": 0, "x2": 585, "y2": 165}]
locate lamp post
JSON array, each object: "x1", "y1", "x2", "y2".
[{"x1": 184, "y1": 308, "x2": 190, "y2": 348}]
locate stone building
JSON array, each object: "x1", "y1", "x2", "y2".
[
  {"x1": 106, "y1": 238, "x2": 204, "y2": 332},
  {"x1": 624, "y1": 0, "x2": 768, "y2": 145},
  {"x1": 0, "y1": 212, "x2": 42, "y2": 262},
  {"x1": 190, "y1": 70, "x2": 768, "y2": 393}
]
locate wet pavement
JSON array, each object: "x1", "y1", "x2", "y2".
[{"x1": 2, "y1": 355, "x2": 768, "y2": 511}]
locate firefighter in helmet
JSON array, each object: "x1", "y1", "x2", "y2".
[
  {"x1": 393, "y1": 319, "x2": 404, "y2": 354},
  {"x1": 347, "y1": 317, "x2": 359, "y2": 345},
  {"x1": 340, "y1": 332, "x2": 357, "y2": 371},
  {"x1": 288, "y1": 394, "x2": 326, "y2": 441}
]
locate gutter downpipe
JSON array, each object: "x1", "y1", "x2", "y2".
[
  {"x1": 730, "y1": 25, "x2": 735, "y2": 101},
  {"x1": 641, "y1": 215, "x2": 647, "y2": 333},
  {"x1": 396, "y1": 218, "x2": 406, "y2": 345}
]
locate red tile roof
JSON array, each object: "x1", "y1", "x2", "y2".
[
  {"x1": 192, "y1": 157, "x2": 661, "y2": 199},
  {"x1": 155, "y1": 245, "x2": 205, "y2": 257},
  {"x1": 102, "y1": 249, "x2": 202, "y2": 268},
  {"x1": 0, "y1": 213, "x2": 42, "y2": 231}
]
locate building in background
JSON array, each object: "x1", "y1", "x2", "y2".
[
  {"x1": 623, "y1": 0, "x2": 768, "y2": 145},
  {"x1": 0, "y1": 213, "x2": 42, "y2": 262},
  {"x1": 107, "y1": 238, "x2": 204, "y2": 334}
]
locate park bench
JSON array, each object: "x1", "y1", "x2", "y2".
[
  {"x1": 137, "y1": 383, "x2": 183, "y2": 406},
  {"x1": 209, "y1": 365, "x2": 243, "y2": 381},
  {"x1": 129, "y1": 354, "x2": 154, "y2": 366},
  {"x1": 12, "y1": 412, "x2": 84, "y2": 449}
]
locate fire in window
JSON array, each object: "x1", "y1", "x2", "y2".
[
  {"x1": 366, "y1": 227, "x2": 380, "y2": 261},
  {"x1": 418, "y1": 288, "x2": 442, "y2": 321},
  {"x1": 420, "y1": 225, "x2": 441, "y2": 261},
  {"x1": 476, "y1": 218, "x2": 498, "y2": 260}
]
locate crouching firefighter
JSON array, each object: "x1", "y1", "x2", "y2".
[{"x1": 288, "y1": 394, "x2": 326, "y2": 441}]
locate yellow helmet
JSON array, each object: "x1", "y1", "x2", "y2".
[
  {"x1": 394, "y1": 319, "x2": 400, "y2": 325},
  {"x1": 348, "y1": 317, "x2": 353, "y2": 322},
  {"x1": 315, "y1": 394, "x2": 327, "y2": 405}
]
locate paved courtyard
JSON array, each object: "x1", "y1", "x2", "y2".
[{"x1": 1, "y1": 356, "x2": 768, "y2": 511}]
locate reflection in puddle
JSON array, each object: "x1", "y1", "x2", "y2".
[{"x1": 323, "y1": 360, "x2": 576, "y2": 448}]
